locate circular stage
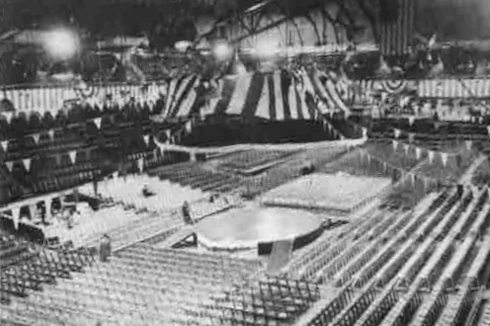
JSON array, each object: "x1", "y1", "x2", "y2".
[{"x1": 195, "y1": 206, "x2": 324, "y2": 251}]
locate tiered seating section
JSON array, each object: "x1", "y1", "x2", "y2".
[
  {"x1": 149, "y1": 162, "x2": 242, "y2": 193},
  {"x1": 288, "y1": 185, "x2": 490, "y2": 326},
  {"x1": 0, "y1": 103, "x2": 167, "y2": 205}
]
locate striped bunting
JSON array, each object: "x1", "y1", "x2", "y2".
[
  {"x1": 168, "y1": 70, "x2": 323, "y2": 121},
  {"x1": 417, "y1": 79, "x2": 490, "y2": 98}
]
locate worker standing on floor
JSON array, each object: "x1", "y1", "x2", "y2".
[
  {"x1": 99, "y1": 234, "x2": 112, "y2": 262},
  {"x1": 182, "y1": 201, "x2": 193, "y2": 225}
]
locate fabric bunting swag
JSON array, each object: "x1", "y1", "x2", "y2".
[{"x1": 162, "y1": 69, "x2": 352, "y2": 121}]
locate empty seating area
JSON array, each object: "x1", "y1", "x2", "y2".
[
  {"x1": 290, "y1": 184, "x2": 490, "y2": 326},
  {"x1": 1, "y1": 243, "x2": 268, "y2": 326},
  {"x1": 1, "y1": 245, "x2": 96, "y2": 311},
  {"x1": 149, "y1": 162, "x2": 242, "y2": 193}
]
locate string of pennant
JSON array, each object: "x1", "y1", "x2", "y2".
[
  {"x1": 359, "y1": 149, "x2": 444, "y2": 188},
  {"x1": 2, "y1": 132, "x2": 155, "y2": 173},
  {"x1": 0, "y1": 116, "x2": 105, "y2": 151}
]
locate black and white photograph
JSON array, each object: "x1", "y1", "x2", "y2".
[{"x1": 0, "y1": 0, "x2": 490, "y2": 325}]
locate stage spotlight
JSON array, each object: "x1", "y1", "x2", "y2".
[
  {"x1": 43, "y1": 28, "x2": 80, "y2": 60},
  {"x1": 175, "y1": 40, "x2": 193, "y2": 52},
  {"x1": 213, "y1": 41, "x2": 233, "y2": 61},
  {"x1": 253, "y1": 39, "x2": 278, "y2": 58}
]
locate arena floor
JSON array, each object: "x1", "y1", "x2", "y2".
[
  {"x1": 260, "y1": 173, "x2": 391, "y2": 214},
  {"x1": 195, "y1": 205, "x2": 323, "y2": 251}
]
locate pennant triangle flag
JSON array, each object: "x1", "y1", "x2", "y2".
[
  {"x1": 5, "y1": 161, "x2": 13, "y2": 172},
  {"x1": 415, "y1": 147, "x2": 421, "y2": 160},
  {"x1": 47, "y1": 129, "x2": 55, "y2": 140},
  {"x1": 0, "y1": 140, "x2": 8, "y2": 151},
  {"x1": 394, "y1": 129, "x2": 401, "y2": 139},
  {"x1": 93, "y1": 117, "x2": 102, "y2": 129},
  {"x1": 3, "y1": 112, "x2": 13, "y2": 124},
  {"x1": 137, "y1": 157, "x2": 144, "y2": 173},
  {"x1": 441, "y1": 152, "x2": 448, "y2": 167},
  {"x1": 428, "y1": 151, "x2": 434, "y2": 163},
  {"x1": 392, "y1": 140, "x2": 398, "y2": 150},
  {"x1": 408, "y1": 133, "x2": 414, "y2": 143},
  {"x1": 144, "y1": 135, "x2": 150, "y2": 146},
  {"x1": 22, "y1": 158, "x2": 31, "y2": 172},
  {"x1": 408, "y1": 116, "x2": 415, "y2": 126},
  {"x1": 69, "y1": 150, "x2": 77, "y2": 164},
  {"x1": 12, "y1": 207, "x2": 20, "y2": 230},
  {"x1": 185, "y1": 120, "x2": 192, "y2": 133},
  {"x1": 32, "y1": 133, "x2": 40, "y2": 144}
]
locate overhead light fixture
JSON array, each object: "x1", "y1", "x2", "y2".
[{"x1": 43, "y1": 28, "x2": 80, "y2": 60}]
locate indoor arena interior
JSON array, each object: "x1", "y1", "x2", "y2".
[{"x1": 1, "y1": 0, "x2": 490, "y2": 325}]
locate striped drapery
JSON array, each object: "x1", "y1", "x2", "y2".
[
  {"x1": 2, "y1": 83, "x2": 167, "y2": 114},
  {"x1": 166, "y1": 70, "x2": 352, "y2": 120},
  {"x1": 417, "y1": 79, "x2": 490, "y2": 98},
  {"x1": 378, "y1": 0, "x2": 415, "y2": 55}
]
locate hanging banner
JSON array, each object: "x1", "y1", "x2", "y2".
[
  {"x1": 0, "y1": 140, "x2": 8, "y2": 151},
  {"x1": 394, "y1": 129, "x2": 401, "y2": 139},
  {"x1": 137, "y1": 157, "x2": 144, "y2": 173},
  {"x1": 93, "y1": 117, "x2": 102, "y2": 129},
  {"x1": 22, "y1": 158, "x2": 31, "y2": 172},
  {"x1": 5, "y1": 161, "x2": 13, "y2": 172},
  {"x1": 69, "y1": 150, "x2": 77, "y2": 164},
  {"x1": 32, "y1": 133, "x2": 40, "y2": 144}
]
